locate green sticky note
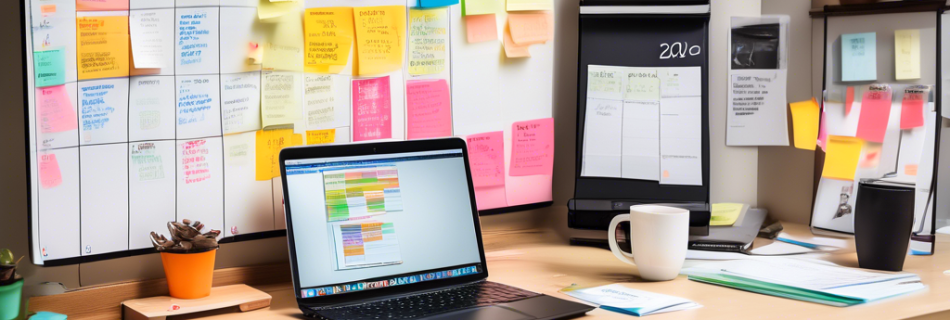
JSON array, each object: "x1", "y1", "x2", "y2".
[
  {"x1": 34, "y1": 48, "x2": 66, "y2": 88},
  {"x1": 462, "y1": 0, "x2": 496, "y2": 16}
]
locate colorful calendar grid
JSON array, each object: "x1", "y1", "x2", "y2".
[
  {"x1": 324, "y1": 166, "x2": 403, "y2": 222},
  {"x1": 334, "y1": 221, "x2": 402, "y2": 270}
]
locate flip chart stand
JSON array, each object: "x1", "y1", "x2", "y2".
[
  {"x1": 569, "y1": 1, "x2": 712, "y2": 241},
  {"x1": 121, "y1": 285, "x2": 271, "y2": 320}
]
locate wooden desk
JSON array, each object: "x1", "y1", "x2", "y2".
[{"x1": 30, "y1": 224, "x2": 950, "y2": 319}]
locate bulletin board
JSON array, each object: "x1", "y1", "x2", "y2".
[
  {"x1": 23, "y1": 0, "x2": 555, "y2": 266},
  {"x1": 815, "y1": 8, "x2": 940, "y2": 255}
]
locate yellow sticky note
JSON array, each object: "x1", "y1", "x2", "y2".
[
  {"x1": 77, "y1": 16, "x2": 130, "y2": 80},
  {"x1": 292, "y1": 133, "x2": 303, "y2": 146},
  {"x1": 258, "y1": 0, "x2": 299, "y2": 20},
  {"x1": 306, "y1": 129, "x2": 336, "y2": 145},
  {"x1": 463, "y1": 0, "x2": 497, "y2": 16},
  {"x1": 895, "y1": 29, "x2": 920, "y2": 80},
  {"x1": 503, "y1": 25, "x2": 530, "y2": 58},
  {"x1": 506, "y1": 0, "x2": 552, "y2": 11},
  {"x1": 256, "y1": 129, "x2": 293, "y2": 180},
  {"x1": 408, "y1": 8, "x2": 448, "y2": 76},
  {"x1": 710, "y1": 203, "x2": 744, "y2": 226},
  {"x1": 354, "y1": 6, "x2": 406, "y2": 76},
  {"x1": 790, "y1": 98, "x2": 820, "y2": 151},
  {"x1": 261, "y1": 71, "x2": 303, "y2": 127},
  {"x1": 304, "y1": 7, "x2": 354, "y2": 74},
  {"x1": 264, "y1": 11, "x2": 305, "y2": 72},
  {"x1": 822, "y1": 135, "x2": 864, "y2": 181}
]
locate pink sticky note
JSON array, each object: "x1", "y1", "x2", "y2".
[
  {"x1": 475, "y1": 186, "x2": 508, "y2": 211},
  {"x1": 352, "y1": 76, "x2": 393, "y2": 142},
  {"x1": 407, "y1": 79, "x2": 452, "y2": 140},
  {"x1": 507, "y1": 12, "x2": 554, "y2": 45},
  {"x1": 36, "y1": 85, "x2": 78, "y2": 134},
  {"x1": 39, "y1": 153, "x2": 62, "y2": 189},
  {"x1": 466, "y1": 14, "x2": 498, "y2": 43},
  {"x1": 845, "y1": 86, "x2": 855, "y2": 115},
  {"x1": 855, "y1": 89, "x2": 892, "y2": 143},
  {"x1": 76, "y1": 0, "x2": 129, "y2": 11},
  {"x1": 509, "y1": 118, "x2": 554, "y2": 176},
  {"x1": 900, "y1": 92, "x2": 925, "y2": 129},
  {"x1": 467, "y1": 131, "x2": 505, "y2": 188},
  {"x1": 817, "y1": 111, "x2": 828, "y2": 151}
]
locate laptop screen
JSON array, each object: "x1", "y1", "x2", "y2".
[{"x1": 284, "y1": 149, "x2": 484, "y2": 298}]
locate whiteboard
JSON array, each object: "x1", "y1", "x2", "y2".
[{"x1": 24, "y1": 0, "x2": 555, "y2": 265}]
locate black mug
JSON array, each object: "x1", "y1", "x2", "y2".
[{"x1": 853, "y1": 181, "x2": 915, "y2": 271}]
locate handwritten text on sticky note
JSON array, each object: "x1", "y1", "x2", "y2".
[
  {"x1": 467, "y1": 131, "x2": 505, "y2": 188},
  {"x1": 407, "y1": 79, "x2": 452, "y2": 140},
  {"x1": 510, "y1": 118, "x2": 554, "y2": 176},
  {"x1": 307, "y1": 129, "x2": 336, "y2": 145},
  {"x1": 352, "y1": 76, "x2": 393, "y2": 141},
  {"x1": 37, "y1": 85, "x2": 78, "y2": 134}
]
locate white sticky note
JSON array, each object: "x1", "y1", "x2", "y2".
[
  {"x1": 305, "y1": 73, "x2": 351, "y2": 130},
  {"x1": 221, "y1": 72, "x2": 262, "y2": 134},
  {"x1": 130, "y1": 9, "x2": 173, "y2": 70}
]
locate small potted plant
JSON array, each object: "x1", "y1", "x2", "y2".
[
  {"x1": 151, "y1": 219, "x2": 220, "y2": 299},
  {"x1": 0, "y1": 248, "x2": 24, "y2": 320}
]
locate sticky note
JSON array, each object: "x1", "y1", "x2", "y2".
[
  {"x1": 466, "y1": 14, "x2": 498, "y2": 43},
  {"x1": 352, "y1": 76, "x2": 393, "y2": 141},
  {"x1": 790, "y1": 98, "x2": 820, "y2": 151},
  {"x1": 33, "y1": 48, "x2": 66, "y2": 87},
  {"x1": 304, "y1": 7, "x2": 354, "y2": 74},
  {"x1": 130, "y1": 10, "x2": 170, "y2": 69},
  {"x1": 292, "y1": 133, "x2": 303, "y2": 146},
  {"x1": 855, "y1": 89, "x2": 892, "y2": 143},
  {"x1": 900, "y1": 91, "x2": 925, "y2": 129},
  {"x1": 76, "y1": 0, "x2": 128, "y2": 11},
  {"x1": 845, "y1": 86, "x2": 855, "y2": 115},
  {"x1": 306, "y1": 129, "x2": 336, "y2": 145},
  {"x1": 354, "y1": 6, "x2": 406, "y2": 76},
  {"x1": 507, "y1": 12, "x2": 553, "y2": 45},
  {"x1": 510, "y1": 118, "x2": 554, "y2": 176},
  {"x1": 467, "y1": 131, "x2": 505, "y2": 188},
  {"x1": 264, "y1": 12, "x2": 305, "y2": 72},
  {"x1": 895, "y1": 29, "x2": 920, "y2": 80},
  {"x1": 503, "y1": 25, "x2": 531, "y2": 58},
  {"x1": 463, "y1": 0, "x2": 497, "y2": 16},
  {"x1": 710, "y1": 203, "x2": 744, "y2": 226},
  {"x1": 261, "y1": 71, "x2": 302, "y2": 127},
  {"x1": 407, "y1": 79, "x2": 452, "y2": 140},
  {"x1": 39, "y1": 153, "x2": 62, "y2": 189},
  {"x1": 506, "y1": 0, "x2": 552, "y2": 11},
  {"x1": 256, "y1": 129, "x2": 293, "y2": 180},
  {"x1": 822, "y1": 135, "x2": 863, "y2": 181},
  {"x1": 77, "y1": 16, "x2": 130, "y2": 80},
  {"x1": 258, "y1": 0, "x2": 299, "y2": 20},
  {"x1": 408, "y1": 9, "x2": 449, "y2": 76},
  {"x1": 841, "y1": 32, "x2": 876, "y2": 82},
  {"x1": 817, "y1": 111, "x2": 828, "y2": 151},
  {"x1": 36, "y1": 85, "x2": 78, "y2": 134},
  {"x1": 420, "y1": 0, "x2": 459, "y2": 8},
  {"x1": 905, "y1": 164, "x2": 919, "y2": 176}
]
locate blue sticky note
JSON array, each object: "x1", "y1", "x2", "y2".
[
  {"x1": 33, "y1": 48, "x2": 66, "y2": 88},
  {"x1": 841, "y1": 32, "x2": 877, "y2": 82},
  {"x1": 30, "y1": 311, "x2": 68, "y2": 320},
  {"x1": 420, "y1": 0, "x2": 459, "y2": 8}
]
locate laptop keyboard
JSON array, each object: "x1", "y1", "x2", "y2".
[{"x1": 308, "y1": 281, "x2": 541, "y2": 320}]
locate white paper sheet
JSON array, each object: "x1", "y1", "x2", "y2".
[
  {"x1": 130, "y1": 9, "x2": 171, "y2": 69},
  {"x1": 726, "y1": 69, "x2": 789, "y2": 146},
  {"x1": 660, "y1": 95, "x2": 703, "y2": 186},
  {"x1": 582, "y1": 98, "x2": 622, "y2": 178}
]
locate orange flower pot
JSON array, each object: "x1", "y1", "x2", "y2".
[{"x1": 160, "y1": 249, "x2": 216, "y2": 299}]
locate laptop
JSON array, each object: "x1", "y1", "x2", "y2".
[{"x1": 280, "y1": 138, "x2": 593, "y2": 320}]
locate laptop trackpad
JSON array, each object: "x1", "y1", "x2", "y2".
[{"x1": 425, "y1": 306, "x2": 533, "y2": 320}]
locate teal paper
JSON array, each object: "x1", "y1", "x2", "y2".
[
  {"x1": 33, "y1": 48, "x2": 66, "y2": 88},
  {"x1": 30, "y1": 311, "x2": 68, "y2": 320},
  {"x1": 420, "y1": 0, "x2": 459, "y2": 8},
  {"x1": 841, "y1": 32, "x2": 877, "y2": 82}
]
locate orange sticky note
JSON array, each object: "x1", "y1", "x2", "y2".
[
  {"x1": 466, "y1": 14, "x2": 498, "y2": 43},
  {"x1": 39, "y1": 153, "x2": 63, "y2": 189},
  {"x1": 822, "y1": 135, "x2": 864, "y2": 181},
  {"x1": 306, "y1": 129, "x2": 336, "y2": 145},
  {"x1": 77, "y1": 16, "x2": 130, "y2": 80},
  {"x1": 77, "y1": 0, "x2": 128, "y2": 11},
  {"x1": 256, "y1": 129, "x2": 293, "y2": 181},
  {"x1": 789, "y1": 98, "x2": 820, "y2": 150},
  {"x1": 507, "y1": 12, "x2": 553, "y2": 45},
  {"x1": 503, "y1": 25, "x2": 531, "y2": 58},
  {"x1": 354, "y1": 6, "x2": 406, "y2": 76},
  {"x1": 905, "y1": 164, "x2": 919, "y2": 176}
]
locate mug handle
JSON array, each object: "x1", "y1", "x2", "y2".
[{"x1": 608, "y1": 214, "x2": 637, "y2": 266}]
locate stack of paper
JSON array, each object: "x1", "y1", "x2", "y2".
[
  {"x1": 561, "y1": 284, "x2": 701, "y2": 316},
  {"x1": 681, "y1": 258, "x2": 925, "y2": 307}
]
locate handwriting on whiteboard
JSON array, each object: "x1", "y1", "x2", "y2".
[{"x1": 659, "y1": 42, "x2": 701, "y2": 60}]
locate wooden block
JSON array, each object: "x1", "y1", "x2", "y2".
[{"x1": 121, "y1": 285, "x2": 271, "y2": 320}]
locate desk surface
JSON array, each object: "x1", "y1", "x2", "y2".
[{"x1": 160, "y1": 224, "x2": 950, "y2": 320}]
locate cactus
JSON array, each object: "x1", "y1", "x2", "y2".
[
  {"x1": 0, "y1": 248, "x2": 22, "y2": 285},
  {"x1": 150, "y1": 219, "x2": 221, "y2": 254}
]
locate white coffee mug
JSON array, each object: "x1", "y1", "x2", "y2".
[{"x1": 607, "y1": 205, "x2": 690, "y2": 281}]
